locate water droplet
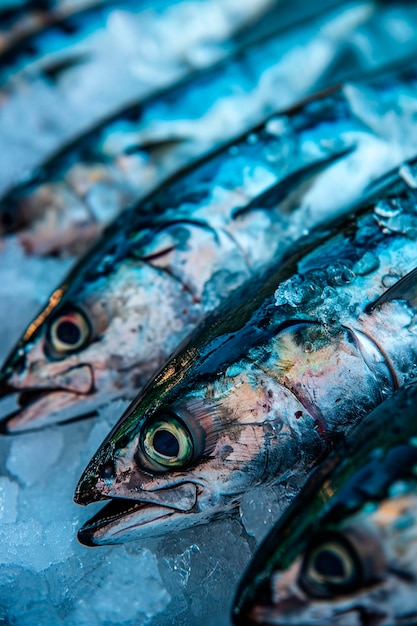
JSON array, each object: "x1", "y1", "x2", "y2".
[
  {"x1": 327, "y1": 263, "x2": 355, "y2": 286},
  {"x1": 374, "y1": 200, "x2": 400, "y2": 219},
  {"x1": 382, "y1": 273, "x2": 401, "y2": 288},
  {"x1": 353, "y1": 251, "x2": 379, "y2": 276},
  {"x1": 247, "y1": 133, "x2": 258, "y2": 145},
  {"x1": 265, "y1": 117, "x2": 288, "y2": 137},
  {"x1": 388, "y1": 480, "x2": 409, "y2": 497}
]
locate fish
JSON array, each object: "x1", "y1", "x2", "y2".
[
  {"x1": 4, "y1": 59, "x2": 417, "y2": 435},
  {"x1": 0, "y1": 0, "x2": 367, "y2": 256},
  {"x1": 72, "y1": 158, "x2": 417, "y2": 546},
  {"x1": 232, "y1": 383, "x2": 417, "y2": 626},
  {"x1": 3, "y1": 0, "x2": 403, "y2": 257},
  {"x1": 0, "y1": 0, "x2": 114, "y2": 63},
  {"x1": 0, "y1": 0, "x2": 276, "y2": 201}
]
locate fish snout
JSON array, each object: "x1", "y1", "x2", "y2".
[
  {"x1": 74, "y1": 443, "x2": 117, "y2": 506},
  {"x1": 0, "y1": 361, "x2": 96, "y2": 433},
  {"x1": 0, "y1": 347, "x2": 26, "y2": 390}
]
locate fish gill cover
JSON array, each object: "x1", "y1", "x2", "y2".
[{"x1": 2, "y1": 1, "x2": 417, "y2": 625}]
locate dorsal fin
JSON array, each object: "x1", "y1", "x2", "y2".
[
  {"x1": 232, "y1": 147, "x2": 354, "y2": 219},
  {"x1": 362, "y1": 155, "x2": 417, "y2": 204},
  {"x1": 367, "y1": 267, "x2": 417, "y2": 312}
]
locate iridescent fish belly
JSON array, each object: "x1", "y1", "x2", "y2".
[
  {"x1": 73, "y1": 161, "x2": 417, "y2": 545},
  {"x1": 4, "y1": 61, "x2": 417, "y2": 434},
  {"x1": 0, "y1": 0, "x2": 400, "y2": 255},
  {"x1": 232, "y1": 385, "x2": 417, "y2": 626}
]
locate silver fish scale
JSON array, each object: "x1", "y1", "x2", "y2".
[{"x1": 71, "y1": 169, "x2": 417, "y2": 557}]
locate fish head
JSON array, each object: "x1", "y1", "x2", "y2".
[
  {"x1": 233, "y1": 386, "x2": 417, "y2": 625},
  {"x1": 74, "y1": 362, "x2": 278, "y2": 545},
  {"x1": 0, "y1": 219, "x2": 212, "y2": 433},
  {"x1": 74, "y1": 295, "x2": 328, "y2": 545}
]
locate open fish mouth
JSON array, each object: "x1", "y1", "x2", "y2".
[
  {"x1": 77, "y1": 498, "x2": 180, "y2": 546},
  {"x1": 77, "y1": 482, "x2": 201, "y2": 546},
  {"x1": 0, "y1": 386, "x2": 97, "y2": 433}
]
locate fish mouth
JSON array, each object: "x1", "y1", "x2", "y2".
[
  {"x1": 0, "y1": 362, "x2": 97, "y2": 433},
  {"x1": 77, "y1": 498, "x2": 180, "y2": 546},
  {"x1": 0, "y1": 386, "x2": 98, "y2": 433},
  {"x1": 76, "y1": 482, "x2": 241, "y2": 546},
  {"x1": 77, "y1": 482, "x2": 202, "y2": 546}
]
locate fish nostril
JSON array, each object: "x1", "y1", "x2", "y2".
[
  {"x1": 1, "y1": 349, "x2": 26, "y2": 384},
  {"x1": 100, "y1": 461, "x2": 115, "y2": 480},
  {"x1": 12, "y1": 350, "x2": 26, "y2": 376}
]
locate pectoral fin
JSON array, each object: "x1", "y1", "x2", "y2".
[{"x1": 367, "y1": 267, "x2": 417, "y2": 312}]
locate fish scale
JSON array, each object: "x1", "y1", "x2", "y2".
[
  {"x1": 0, "y1": 0, "x2": 380, "y2": 255},
  {"x1": 232, "y1": 384, "x2": 417, "y2": 625},
  {"x1": 5, "y1": 57, "x2": 417, "y2": 436},
  {"x1": 73, "y1": 161, "x2": 417, "y2": 546},
  {"x1": 0, "y1": 0, "x2": 277, "y2": 201}
]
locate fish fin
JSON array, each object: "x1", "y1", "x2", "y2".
[
  {"x1": 42, "y1": 52, "x2": 91, "y2": 81},
  {"x1": 232, "y1": 147, "x2": 354, "y2": 219},
  {"x1": 363, "y1": 156, "x2": 417, "y2": 202},
  {"x1": 367, "y1": 267, "x2": 417, "y2": 312},
  {"x1": 123, "y1": 136, "x2": 187, "y2": 155}
]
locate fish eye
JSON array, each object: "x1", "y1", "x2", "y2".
[
  {"x1": 299, "y1": 533, "x2": 362, "y2": 598},
  {"x1": 138, "y1": 412, "x2": 196, "y2": 472},
  {"x1": 47, "y1": 308, "x2": 91, "y2": 356}
]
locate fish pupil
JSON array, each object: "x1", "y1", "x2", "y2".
[
  {"x1": 153, "y1": 430, "x2": 179, "y2": 457},
  {"x1": 57, "y1": 321, "x2": 81, "y2": 345},
  {"x1": 314, "y1": 549, "x2": 346, "y2": 579}
]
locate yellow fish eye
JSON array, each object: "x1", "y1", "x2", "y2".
[
  {"x1": 299, "y1": 533, "x2": 361, "y2": 598},
  {"x1": 48, "y1": 309, "x2": 91, "y2": 355},
  {"x1": 141, "y1": 414, "x2": 194, "y2": 470}
]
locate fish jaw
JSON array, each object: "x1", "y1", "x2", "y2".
[
  {"x1": 0, "y1": 351, "x2": 98, "y2": 433},
  {"x1": 0, "y1": 354, "x2": 133, "y2": 433},
  {"x1": 77, "y1": 491, "x2": 239, "y2": 546}
]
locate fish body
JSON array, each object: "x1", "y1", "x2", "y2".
[
  {"x1": 73, "y1": 162, "x2": 417, "y2": 545},
  {"x1": 0, "y1": 0, "x2": 384, "y2": 255},
  {"x1": 0, "y1": 0, "x2": 275, "y2": 198},
  {"x1": 232, "y1": 384, "x2": 417, "y2": 625},
  {"x1": 4, "y1": 62, "x2": 417, "y2": 434}
]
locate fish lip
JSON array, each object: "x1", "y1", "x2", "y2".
[
  {"x1": 0, "y1": 386, "x2": 97, "y2": 434},
  {"x1": 77, "y1": 497, "x2": 182, "y2": 547},
  {"x1": 76, "y1": 481, "x2": 201, "y2": 545},
  {"x1": 0, "y1": 362, "x2": 96, "y2": 432},
  {"x1": 0, "y1": 386, "x2": 55, "y2": 433}
]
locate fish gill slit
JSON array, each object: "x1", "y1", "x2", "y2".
[
  {"x1": 345, "y1": 326, "x2": 399, "y2": 397},
  {"x1": 139, "y1": 256, "x2": 199, "y2": 300},
  {"x1": 219, "y1": 227, "x2": 253, "y2": 272}
]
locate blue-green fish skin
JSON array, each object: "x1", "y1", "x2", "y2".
[
  {"x1": 0, "y1": 0, "x2": 384, "y2": 254},
  {"x1": 232, "y1": 383, "x2": 417, "y2": 626},
  {"x1": 0, "y1": 0, "x2": 279, "y2": 208},
  {"x1": 73, "y1": 161, "x2": 417, "y2": 545},
  {"x1": 4, "y1": 60, "x2": 417, "y2": 435}
]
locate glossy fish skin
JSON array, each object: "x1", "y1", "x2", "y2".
[
  {"x1": 0, "y1": 0, "x2": 275, "y2": 202},
  {"x1": 233, "y1": 384, "x2": 417, "y2": 626},
  {"x1": 0, "y1": 0, "x2": 113, "y2": 63},
  {"x1": 74, "y1": 163, "x2": 417, "y2": 545},
  {"x1": 4, "y1": 61, "x2": 417, "y2": 435},
  {"x1": 0, "y1": 0, "x2": 382, "y2": 255}
]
